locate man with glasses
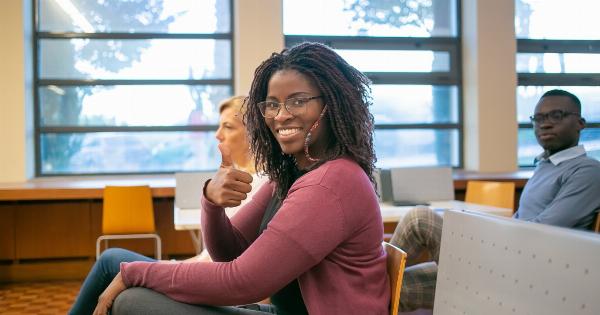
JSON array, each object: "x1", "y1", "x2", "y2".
[
  {"x1": 392, "y1": 89, "x2": 600, "y2": 312},
  {"x1": 514, "y1": 89, "x2": 600, "y2": 229}
]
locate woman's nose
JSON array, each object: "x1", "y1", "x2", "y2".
[
  {"x1": 215, "y1": 128, "x2": 224, "y2": 142},
  {"x1": 274, "y1": 105, "x2": 293, "y2": 121}
]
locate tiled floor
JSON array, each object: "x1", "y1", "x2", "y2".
[
  {"x1": 0, "y1": 280, "x2": 434, "y2": 314},
  {"x1": 0, "y1": 281, "x2": 81, "y2": 315}
]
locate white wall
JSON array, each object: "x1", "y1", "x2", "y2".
[
  {"x1": 234, "y1": 0, "x2": 284, "y2": 95},
  {"x1": 462, "y1": 0, "x2": 518, "y2": 171},
  {"x1": 0, "y1": 0, "x2": 33, "y2": 182}
]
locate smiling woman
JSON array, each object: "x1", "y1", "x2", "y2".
[{"x1": 82, "y1": 42, "x2": 387, "y2": 315}]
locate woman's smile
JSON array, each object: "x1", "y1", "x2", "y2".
[{"x1": 276, "y1": 127, "x2": 303, "y2": 138}]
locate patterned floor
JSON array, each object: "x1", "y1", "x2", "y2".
[
  {"x1": 0, "y1": 281, "x2": 433, "y2": 314},
  {"x1": 0, "y1": 281, "x2": 81, "y2": 314}
]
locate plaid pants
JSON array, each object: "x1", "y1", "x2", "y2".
[{"x1": 390, "y1": 206, "x2": 443, "y2": 311}]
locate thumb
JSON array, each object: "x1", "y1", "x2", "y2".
[{"x1": 218, "y1": 143, "x2": 235, "y2": 169}]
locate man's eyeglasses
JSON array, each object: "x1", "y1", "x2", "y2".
[
  {"x1": 257, "y1": 96, "x2": 322, "y2": 118},
  {"x1": 529, "y1": 109, "x2": 580, "y2": 124}
]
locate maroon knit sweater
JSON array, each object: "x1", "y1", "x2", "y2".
[{"x1": 121, "y1": 158, "x2": 389, "y2": 314}]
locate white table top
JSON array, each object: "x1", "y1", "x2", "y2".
[{"x1": 175, "y1": 200, "x2": 513, "y2": 230}]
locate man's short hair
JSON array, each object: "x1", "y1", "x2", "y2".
[{"x1": 541, "y1": 89, "x2": 581, "y2": 113}]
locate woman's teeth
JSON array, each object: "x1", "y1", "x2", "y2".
[{"x1": 278, "y1": 128, "x2": 301, "y2": 136}]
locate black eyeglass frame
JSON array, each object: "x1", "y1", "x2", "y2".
[
  {"x1": 257, "y1": 95, "x2": 322, "y2": 118},
  {"x1": 529, "y1": 109, "x2": 581, "y2": 124}
]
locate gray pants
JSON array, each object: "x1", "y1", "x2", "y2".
[
  {"x1": 113, "y1": 288, "x2": 278, "y2": 315},
  {"x1": 390, "y1": 206, "x2": 443, "y2": 311}
]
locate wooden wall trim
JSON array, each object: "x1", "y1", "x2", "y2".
[
  {"x1": 0, "y1": 170, "x2": 534, "y2": 201},
  {"x1": 0, "y1": 175, "x2": 176, "y2": 200}
]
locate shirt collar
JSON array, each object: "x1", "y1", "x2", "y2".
[{"x1": 535, "y1": 145, "x2": 586, "y2": 166}]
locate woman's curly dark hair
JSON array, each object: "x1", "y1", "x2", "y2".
[{"x1": 245, "y1": 42, "x2": 376, "y2": 198}]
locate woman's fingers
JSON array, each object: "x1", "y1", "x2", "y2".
[{"x1": 206, "y1": 164, "x2": 253, "y2": 207}]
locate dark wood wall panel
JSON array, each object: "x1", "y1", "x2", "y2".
[
  {"x1": 15, "y1": 201, "x2": 92, "y2": 259},
  {"x1": 0, "y1": 205, "x2": 15, "y2": 260}
]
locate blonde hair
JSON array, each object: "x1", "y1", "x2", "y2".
[{"x1": 218, "y1": 95, "x2": 247, "y2": 115}]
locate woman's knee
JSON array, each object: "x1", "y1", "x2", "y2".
[
  {"x1": 395, "y1": 206, "x2": 433, "y2": 232},
  {"x1": 112, "y1": 288, "x2": 145, "y2": 315},
  {"x1": 112, "y1": 288, "x2": 173, "y2": 314},
  {"x1": 112, "y1": 288, "x2": 218, "y2": 315},
  {"x1": 97, "y1": 248, "x2": 137, "y2": 274},
  {"x1": 99, "y1": 247, "x2": 128, "y2": 263}
]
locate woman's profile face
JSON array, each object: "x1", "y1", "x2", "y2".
[
  {"x1": 264, "y1": 69, "x2": 330, "y2": 168},
  {"x1": 215, "y1": 106, "x2": 249, "y2": 167}
]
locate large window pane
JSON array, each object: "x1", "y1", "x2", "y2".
[
  {"x1": 283, "y1": 0, "x2": 457, "y2": 37},
  {"x1": 517, "y1": 128, "x2": 539, "y2": 166},
  {"x1": 518, "y1": 128, "x2": 600, "y2": 166},
  {"x1": 40, "y1": 132, "x2": 219, "y2": 174},
  {"x1": 517, "y1": 86, "x2": 600, "y2": 123},
  {"x1": 375, "y1": 129, "x2": 459, "y2": 168},
  {"x1": 40, "y1": 39, "x2": 231, "y2": 80},
  {"x1": 39, "y1": 0, "x2": 230, "y2": 33},
  {"x1": 337, "y1": 50, "x2": 450, "y2": 72},
  {"x1": 36, "y1": 0, "x2": 233, "y2": 175},
  {"x1": 581, "y1": 129, "x2": 600, "y2": 161},
  {"x1": 40, "y1": 85, "x2": 230, "y2": 126},
  {"x1": 517, "y1": 53, "x2": 600, "y2": 74},
  {"x1": 516, "y1": 0, "x2": 600, "y2": 40},
  {"x1": 372, "y1": 85, "x2": 458, "y2": 124}
]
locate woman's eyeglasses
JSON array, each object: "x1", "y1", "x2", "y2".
[{"x1": 257, "y1": 96, "x2": 322, "y2": 118}]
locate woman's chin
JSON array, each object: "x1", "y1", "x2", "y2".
[{"x1": 279, "y1": 144, "x2": 302, "y2": 157}]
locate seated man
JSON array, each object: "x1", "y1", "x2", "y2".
[{"x1": 392, "y1": 89, "x2": 600, "y2": 311}]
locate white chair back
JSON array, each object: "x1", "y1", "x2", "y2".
[{"x1": 434, "y1": 210, "x2": 600, "y2": 315}]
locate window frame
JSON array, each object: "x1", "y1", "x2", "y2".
[
  {"x1": 32, "y1": 0, "x2": 235, "y2": 176},
  {"x1": 285, "y1": 12, "x2": 464, "y2": 167}
]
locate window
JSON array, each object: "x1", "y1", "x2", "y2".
[
  {"x1": 283, "y1": 0, "x2": 462, "y2": 168},
  {"x1": 516, "y1": 0, "x2": 600, "y2": 166},
  {"x1": 35, "y1": 0, "x2": 233, "y2": 175}
]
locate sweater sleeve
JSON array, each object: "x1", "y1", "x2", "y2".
[
  {"x1": 120, "y1": 183, "x2": 348, "y2": 306},
  {"x1": 527, "y1": 163, "x2": 600, "y2": 227},
  {"x1": 201, "y1": 181, "x2": 274, "y2": 262}
]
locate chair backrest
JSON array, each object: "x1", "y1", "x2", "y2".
[
  {"x1": 390, "y1": 167, "x2": 454, "y2": 203},
  {"x1": 383, "y1": 242, "x2": 407, "y2": 315},
  {"x1": 434, "y1": 210, "x2": 600, "y2": 315},
  {"x1": 102, "y1": 186, "x2": 155, "y2": 234},
  {"x1": 465, "y1": 180, "x2": 515, "y2": 210},
  {"x1": 594, "y1": 210, "x2": 600, "y2": 233},
  {"x1": 175, "y1": 172, "x2": 214, "y2": 209}
]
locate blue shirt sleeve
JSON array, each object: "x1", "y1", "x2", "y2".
[{"x1": 526, "y1": 163, "x2": 600, "y2": 228}]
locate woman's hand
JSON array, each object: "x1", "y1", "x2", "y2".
[
  {"x1": 205, "y1": 143, "x2": 253, "y2": 207},
  {"x1": 93, "y1": 272, "x2": 127, "y2": 315}
]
